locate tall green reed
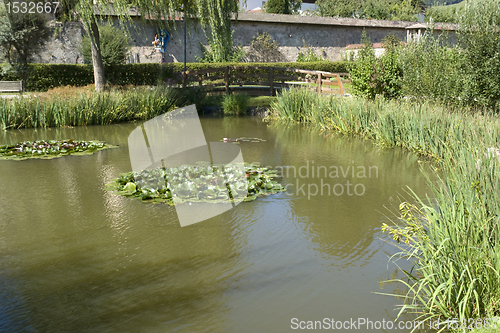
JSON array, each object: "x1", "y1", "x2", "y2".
[
  {"x1": 269, "y1": 88, "x2": 500, "y2": 325},
  {"x1": 0, "y1": 86, "x2": 183, "y2": 129}
]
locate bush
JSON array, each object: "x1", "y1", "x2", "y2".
[
  {"x1": 348, "y1": 32, "x2": 402, "y2": 99},
  {"x1": 222, "y1": 94, "x2": 250, "y2": 115},
  {"x1": 245, "y1": 33, "x2": 284, "y2": 62},
  {"x1": 78, "y1": 25, "x2": 130, "y2": 67},
  {"x1": 348, "y1": 31, "x2": 379, "y2": 99},
  {"x1": 399, "y1": 30, "x2": 463, "y2": 102},
  {"x1": 297, "y1": 48, "x2": 327, "y2": 62},
  {"x1": 0, "y1": 61, "x2": 349, "y2": 91},
  {"x1": 458, "y1": 0, "x2": 500, "y2": 109}
]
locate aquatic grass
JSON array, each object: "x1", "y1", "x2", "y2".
[
  {"x1": 0, "y1": 86, "x2": 183, "y2": 129},
  {"x1": 222, "y1": 94, "x2": 250, "y2": 116},
  {"x1": 268, "y1": 89, "x2": 500, "y2": 162},
  {"x1": 269, "y1": 88, "x2": 500, "y2": 327}
]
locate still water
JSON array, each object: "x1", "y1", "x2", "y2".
[{"x1": 0, "y1": 117, "x2": 432, "y2": 332}]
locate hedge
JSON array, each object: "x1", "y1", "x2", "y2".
[{"x1": 0, "y1": 61, "x2": 349, "y2": 92}]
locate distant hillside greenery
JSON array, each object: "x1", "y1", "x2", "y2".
[
  {"x1": 425, "y1": 1, "x2": 465, "y2": 22},
  {"x1": 423, "y1": 0, "x2": 463, "y2": 5},
  {"x1": 315, "y1": 0, "x2": 425, "y2": 21}
]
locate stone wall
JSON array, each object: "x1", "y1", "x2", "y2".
[{"x1": 33, "y1": 13, "x2": 457, "y2": 64}]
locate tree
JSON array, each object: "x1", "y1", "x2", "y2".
[
  {"x1": 73, "y1": 0, "x2": 238, "y2": 91},
  {"x1": 0, "y1": 3, "x2": 50, "y2": 83},
  {"x1": 79, "y1": 24, "x2": 130, "y2": 66},
  {"x1": 264, "y1": 0, "x2": 302, "y2": 14},
  {"x1": 196, "y1": 0, "x2": 244, "y2": 62},
  {"x1": 315, "y1": 0, "x2": 423, "y2": 20}
]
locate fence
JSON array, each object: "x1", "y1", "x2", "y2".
[{"x1": 176, "y1": 66, "x2": 348, "y2": 96}]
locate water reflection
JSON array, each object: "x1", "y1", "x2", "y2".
[
  {"x1": 266, "y1": 122, "x2": 432, "y2": 269},
  {"x1": 0, "y1": 118, "x2": 433, "y2": 332}
]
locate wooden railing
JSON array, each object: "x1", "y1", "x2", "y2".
[{"x1": 175, "y1": 66, "x2": 348, "y2": 96}]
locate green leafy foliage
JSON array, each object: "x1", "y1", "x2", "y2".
[
  {"x1": 297, "y1": 48, "x2": 327, "y2": 62},
  {"x1": 399, "y1": 30, "x2": 463, "y2": 102},
  {"x1": 105, "y1": 163, "x2": 285, "y2": 204},
  {"x1": 348, "y1": 32, "x2": 402, "y2": 99},
  {"x1": 315, "y1": 0, "x2": 423, "y2": 20},
  {"x1": 0, "y1": 62, "x2": 349, "y2": 92},
  {"x1": 399, "y1": 0, "x2": 500, "y2": 110},
  {"x1": 264, "y1": 0, "x2": 302, "y2": 14},
  {"x1": 0, "y1": 140, "x2": 115, "y2": 160},
  {"x1": 79, "y1": 24, "x2": 130, "y2": 67},
  {"x1": 222, "y1": 94, "x2": 250, "y2": 115},
  {"x1": 245, "y1": 33, "x2": 284, "y2": 62},
  {"x1": 348, "y1": 31, "x2": 378, "y2": 99},
  {"x1": 0, "y1": 6, "x2": 50, "y2": 83},
  {"x1": 196, "y1": 0, "x2": 242, "y2": 63},
  {"x1": 458, "y1": 0, "x2": 500, "y2": 109}
]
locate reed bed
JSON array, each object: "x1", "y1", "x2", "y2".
[
  {"x1": 0, "y1": 86, "x2": 185, "y2": 129},
  {"x1": 269, "y1": 88, "x2": 500, "y2": 328}
]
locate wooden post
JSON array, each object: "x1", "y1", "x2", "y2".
[
  {"x1": 317, "y1": 73, "x2": 322, "y2": 94},
  {"x1": 224, "y1": 66, "x2": 229, "y2": 94},
  {"x1": 198, "y1": 74, "x2": 202, "y2": 87},
  {"x1": 336, "y1": 74, "x2": 345, "y2": 95},
  {"x1": 239, "y1": 67, "x2": 243, "y2": 87},
  {"x1": 182, "y1": 71, "x2": 187, "y2": 89},
  {"x1": 269, "y1": 67, "x2": 274, "y2": 96}
]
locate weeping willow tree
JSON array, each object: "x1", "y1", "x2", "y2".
[
  {"x1": 196, "y1": 0, "x2": 242, "y2": 62},
  {"x1": 74, "y1": 0, "x2": 239, "y2": 91}
]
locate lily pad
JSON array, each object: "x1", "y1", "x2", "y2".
[
  {"x1": 220, "y1": 137, "x2": 267, "y2": 143},
  {"x1": 105, "y1": 163, "x2": 285, "y2": 205},
  {"x1": 0, "y1": 139, "x2": 117, "y2": 161}
]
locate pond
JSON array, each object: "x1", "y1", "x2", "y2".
[{"x1": 0, "y1": 116, "x2": 433, "y2": 332}]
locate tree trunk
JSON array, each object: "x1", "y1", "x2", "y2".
[{"x1": 87, "y1": 17, "x2": 105, "y2": 92}]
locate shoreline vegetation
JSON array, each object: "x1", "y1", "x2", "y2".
[
  {"x1": 0, "y1": 85, "x2": 277, "y2": 130},
  {"x1": 266, "y1": 88, "x2": 500, "y2": 330}
]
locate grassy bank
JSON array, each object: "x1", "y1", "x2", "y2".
[
  {"x1": 268, "y1": 88, "x2": 500, "y2": 329},
  {"x1": 0, "y1": 86, "x2": 196, "y2": 130}
]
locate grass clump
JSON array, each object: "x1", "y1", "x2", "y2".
[
  {"x1": 222, "y1": 94, "x2": 250, "y2": 116},
  {"x1": 0, "y1": 86, "x2": 190, "y2": 129},
  {"x1": 269, "y1": 87, "x2": 500, "y2": 327}
]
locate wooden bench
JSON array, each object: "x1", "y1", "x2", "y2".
[{"x1": 0, "y1": 81, "x2": 23, "y2": 94}]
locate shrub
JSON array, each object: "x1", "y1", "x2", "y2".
[
  {"x1": 78, "y1": 24, "x2": 130, "y2": 67},
  {"x1": 297, "y1": 48, "x2": 327, "y2": 62},
  {"x1": 348, "y1": 31, "x2": 379, "y2": 99},
  {"x1": 399, "y1": 30, "x2": 463, "y2": 102},
  {"x1": 222, "y1": 94, "x2": 250, "y2": 115},
  {"x1": 348, "y1": 32, "x2": 403, "y2": 99},
  {"x1": 458, "y1": 0, "x2": 500, "y2": 110},
  {"x1": 0, "y1": 61, "x2": 349, "y2": 92},
  {"x1": 245, "y1": 33, "x2": 284, "y2": 62}
]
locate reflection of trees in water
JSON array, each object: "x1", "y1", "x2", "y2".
[
  {"x1": 266, "y1": 122, "x2": 432, "y2": 267},
  {"x1": 0, "y1": 123, "x2": 246, "y2": 332}
]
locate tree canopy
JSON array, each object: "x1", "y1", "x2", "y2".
[
  {"x1": 65, "y1": 0, "x2": 240, "y2": 90},
  {"x1": 315, "y1": 0, "x2": 424, "y2": 20},
  {"x1": 264, "y1": 0, "x2": 302, "y2": 14},
  {"x1": 0, "y1": 4, "x2": 50, "y2": 83}
]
